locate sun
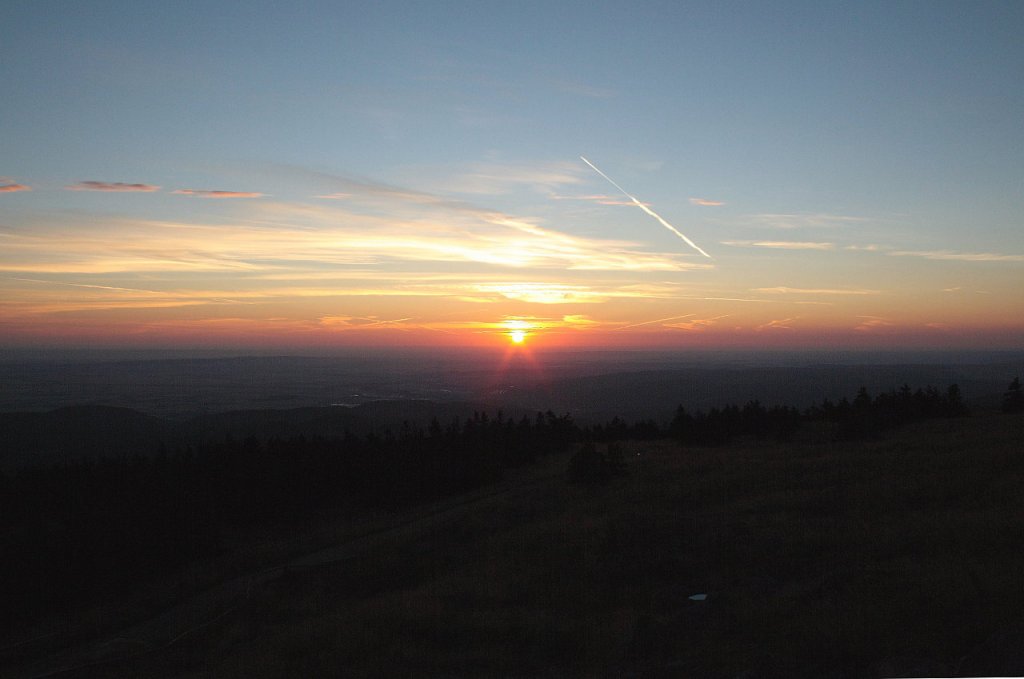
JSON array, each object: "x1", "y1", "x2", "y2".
[{"x1": 502, "y1": 318, "x2": 533, "y2": 345}]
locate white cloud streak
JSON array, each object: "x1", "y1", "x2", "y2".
[{"x1": 887, "y1": 250, "x2": 1024, "y2": 262}]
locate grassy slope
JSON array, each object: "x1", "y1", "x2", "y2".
[{"x1": 62, "y1": 412, "x2": 1024, "y2": 678}]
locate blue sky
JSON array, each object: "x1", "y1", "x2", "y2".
[{"x1": 2, "y1": 1, "x2": 1022, "y2": 349}]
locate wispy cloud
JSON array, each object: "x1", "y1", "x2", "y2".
[
  {"x1": 66, "y1": 181, "x2": 160, "y2": 192},
  {"x1": 887, "y1": 250, "x2": 1024, "y2": 262},
  {"x1": 267, "y1": 164, "x2": 466, "y2": 209},
  {"x1": 756, "y1": 317, "x2": 797, "y2": 331},
  {"x1": 722, "y1": 240, "x2": 835, "y2": 251},
  {"x1": 753, "y1": 286, "x2": 880, "y2": 295},
  {"x1": 678, "y1": 295, "x2": 776, "y2": 304},
  {"x1": 319, "y1": 315, "x2": 355, "y2": 328},
  {"x1": 439, "y1": 161, "x2": 584, "y2": 195},
  {"x1": 0, "y1": 196, "x2": 702, "y2": 276},
  {"x1": 745, "y1": 213, "x2": 869, "y2": 230},
  {"x1": 316, "y1": 315, "x2": 433, "y2": 332},
  {"x1": 844, "y1": 244, "x2": 889, "y2": 252},
  {"x1": 854, "y1": 316, "x2": 895, "y2": 332},
  {"x1": 473, "y1": 283, "x2": 606, "y2": 304},
  {"x1": 0, "y1": 183, "x2": 31, "y2": 193},
  {"x1": 562, "y1": 314, "x2": 600, "y2": 327},
  {"x1": 550, "y1": 193, "x2": 650, "y2": 207},
  {"x1": 616, "y1": 314, "x2": 694, "y2": 331},
  {"x1": 173, "y1": 189, "x2": 264, "y2": 198},
  {"x1": 7, "y1": 276, "x2": 166, "y2": 295},
  {"x1": 320, "y1": 314, "x2": 603, "y2": 337},
  {"x1": 663, "y1": 315, "x2": 729, "y2": 331},
  {"x1": 1, "y1": 275, "x2": 252, "y2": 314},
  {"x1": 689, "y1": 197, "x2": 724, "y2": 207}
]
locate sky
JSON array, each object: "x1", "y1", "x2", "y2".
[{"x1": 2, "y1": 0, "x2": 1023, "y2": 352}]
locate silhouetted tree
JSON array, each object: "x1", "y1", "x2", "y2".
[
  {"x1": 944, "y1": 384, "x2": 969, "y2": 417},
  {"x1": 566, "y1": 441, "x2": 627, "y2": 483},
  {"x1": 1003, "y1": 377, "x2": 1024, "y2": 414}
]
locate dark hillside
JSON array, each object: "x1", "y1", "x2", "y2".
[{"x1": 4, "y1": 408, "x2": 1023, "y2": 678}]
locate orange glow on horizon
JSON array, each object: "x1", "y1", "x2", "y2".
[{"x1": 501, "y1": 318, "x2": 534, "y2": 346}]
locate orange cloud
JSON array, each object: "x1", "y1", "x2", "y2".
[
  {"x1": 173, "y1": 189, "x2": 264, "y2": 198},
  {"x1": 473, "y1": 282, "x2": 610, "y2": 304},
  {"x1": 854, "y1": 316, "x2": 895, "y2": 332},
  {"x1": 756, "y1": 317, "x2": 797, "y2": 331},
  {"x1": 66, "y1": 181, "x2": 160, "y2": 192},
  {"x1": 663, "y1": 315, "x2": 729, "y2": 331},
  {"x1": 0, "y1": 183, "x2": 31, "y2": 193},
  {"x1": 562, "y1": 314, "x2": 600, "y2": 327},
  {"x1": 689, "y1": 197, "x2": 724, "y2": 206}
]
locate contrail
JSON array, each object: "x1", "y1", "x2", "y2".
[
  {"x1": 8, "y1": 276, "x2": 165, "y2": 294},
  {"x1": 580, "y1": 156, "x2": 712, "y2": 259},
  {"x1": 616, "y1": 313, "x2": 694, "y2": 330},
  {"x1": 355, "y1": 316, "x2": 416, "y2": 328}
]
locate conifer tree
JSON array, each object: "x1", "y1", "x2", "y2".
[{"x1": 1003, "y1": 377, "x2": 1023, "y2": 414}]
